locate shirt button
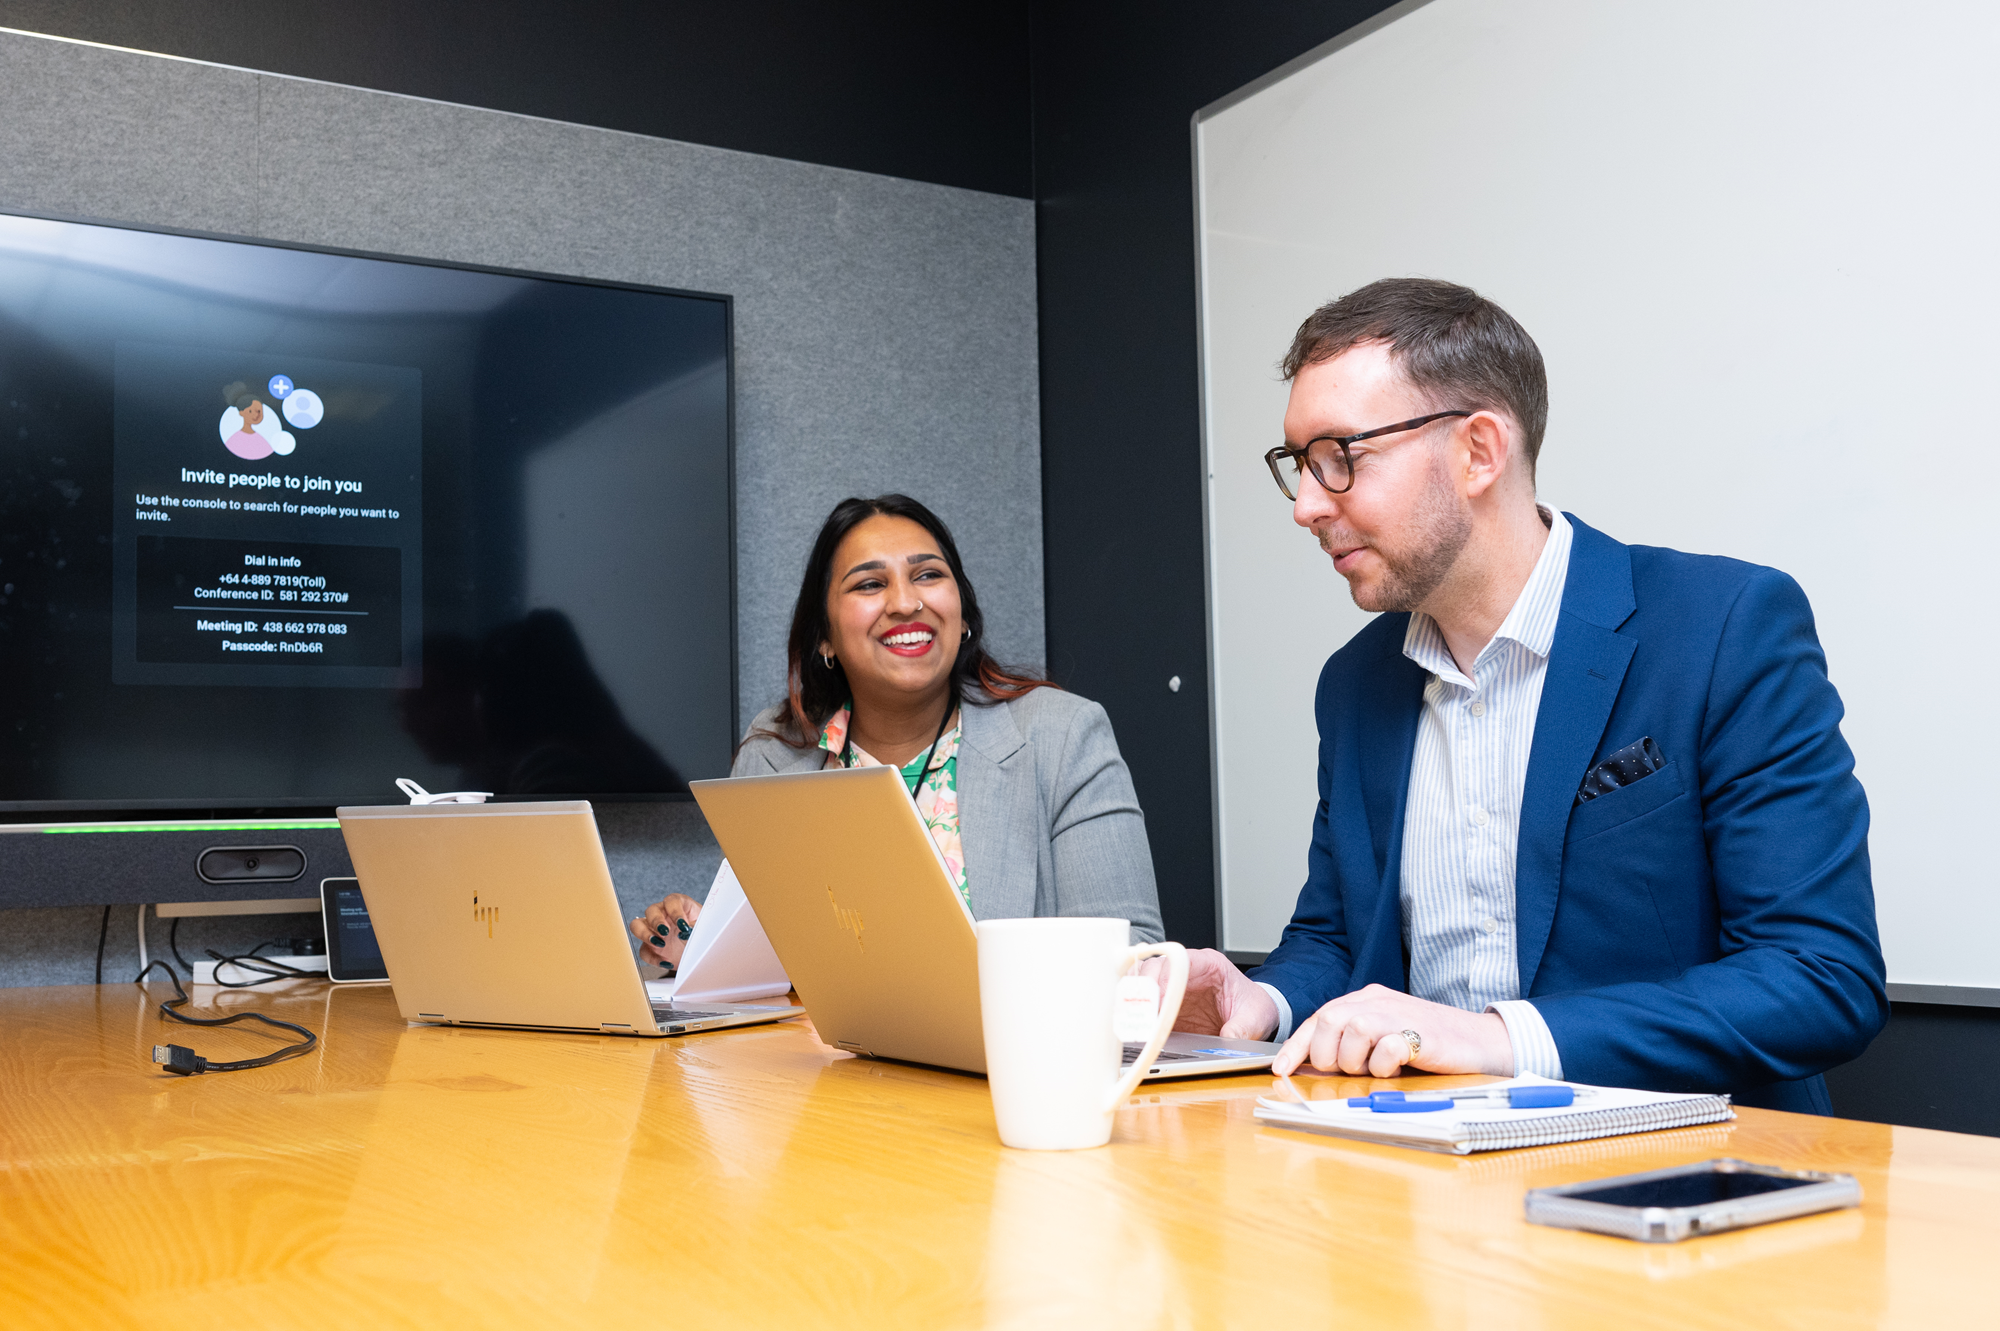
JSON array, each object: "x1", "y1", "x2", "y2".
[
  {"x1": 1469, "y1": 700, "x2": 1486, "y2": 717},
  {"x1": 1472, "y1": 807, "x2": 1490, "y2": 826},
  {"x1": 1482, "y1": 918, "x2": 1500, "y2": 935}
]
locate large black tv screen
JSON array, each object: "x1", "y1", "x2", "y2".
[{"x1": 0, "y1": 211, "x2": 734, "y2": 810}]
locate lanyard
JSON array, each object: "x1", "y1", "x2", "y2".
[{"x1": 841, "y1": 704, "x2": 955, "y2": 803}]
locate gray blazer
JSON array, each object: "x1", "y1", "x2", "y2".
[{"x1": 733, "y1": 687, "x2": 1164, "y2": 943}]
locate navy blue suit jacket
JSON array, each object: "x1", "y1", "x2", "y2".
[{"x1": 1250, "y1": 515, "x2": 1887, "y2": 1114}]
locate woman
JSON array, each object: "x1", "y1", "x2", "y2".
[
  {"x1": 630, "y1": 494, "x2": 1163, "y2": 966},
  {"x1": 219, "y1": 380, "x2": 296, "y2": 460}
]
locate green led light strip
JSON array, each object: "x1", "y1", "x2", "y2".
[{"x1": 41, "y1": 820, "x2": 341, "y2": 834}]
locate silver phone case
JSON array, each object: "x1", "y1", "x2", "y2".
[{"x1": 1524, "y1": 1158, "x2": 1861, "y2": 1242}]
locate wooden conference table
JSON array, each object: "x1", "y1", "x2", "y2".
[{"x1": 2, "y1": 981, "x2": 1995, "y2": 1329}]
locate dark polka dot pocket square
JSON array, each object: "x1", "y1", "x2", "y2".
[{"x1": 1575, "y1": 736, "x2": 1666, "y2": 804}]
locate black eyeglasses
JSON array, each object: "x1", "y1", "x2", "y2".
[{"x1": 1263, "y1": 410, "x2": 1473, "y2": 500}]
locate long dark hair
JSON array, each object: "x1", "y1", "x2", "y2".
[{"x1": 765, "y1": 494, "x2": 1054, "y2": 748}]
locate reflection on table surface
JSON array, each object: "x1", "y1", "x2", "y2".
[{"x1": 2, "y1": 980, "x2": 1996, "y2": 1328}]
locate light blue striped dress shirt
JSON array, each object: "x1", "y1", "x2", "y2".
[{"x1": 1261, "y1": 508, "x2": 1568, "y2": 1080}]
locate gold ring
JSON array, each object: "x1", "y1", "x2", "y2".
[{"x1": 1400, "y1": 1029, "x2": 1422, "y2": 1063}]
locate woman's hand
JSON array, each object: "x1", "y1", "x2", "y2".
[{"x1": 629, "y1": 893, "x2": 703, "y2": 969}]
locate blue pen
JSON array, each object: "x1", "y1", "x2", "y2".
[
  {"x1": 1347, "y1": 1084, "x2": 1589, "y2": 1112},
  {"x1": 1347, "y1": 1092, "x2": 1453, "y2": 1113}
]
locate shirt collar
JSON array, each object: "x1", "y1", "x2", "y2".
[
  {"x1": 818, "y1": 704, "x2": 854, "y2": 756},
  {"x1": 817, "y1": 702, "x2": 963, "y2": 771},
  {"x1": 1402, "y1": 506, "x2": 1573, "y2": 680}
]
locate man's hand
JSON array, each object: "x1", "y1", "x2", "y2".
[
  {"x1": 1272, "y1": 984, "x2": 1515, "y2": 1077},
  {"x1": 1141, "y1": 948, "x2": 1279, "y2": 1041}
]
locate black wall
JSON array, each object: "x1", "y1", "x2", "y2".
[
  {"x1": 1029, "y1": 2, "x2": 1402, "y2": 947},
  {"x1": 0, "y1": 0, "x2": 1032, "y2": 197},
  {"x1": 1826, "y1": 1004, "x2": 2000, "y2": 1137}
]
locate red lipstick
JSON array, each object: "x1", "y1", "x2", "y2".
[{"x1": 878, "y1": 624, "x2": 937, "y2": 657}]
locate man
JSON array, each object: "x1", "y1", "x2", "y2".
[{"x1": 1178, "y1": 278, "x2": 1885, "y2": 1112}]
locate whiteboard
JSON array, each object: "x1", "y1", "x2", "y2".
[{"x1": 1196, "y1": 0, "x2": 2000, "y2": 993}]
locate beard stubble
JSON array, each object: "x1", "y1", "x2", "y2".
[{"x1": 1326, "y1": 448, "x2": 1473, "y2": 613}]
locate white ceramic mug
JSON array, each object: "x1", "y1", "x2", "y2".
[{"x1": 976, "y1": 917, "x2": 1189, "y2": 1150}]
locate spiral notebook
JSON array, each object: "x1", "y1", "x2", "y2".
[{"x1": 1254, "y1": 1074, "x2": 1735, "y2": 1155}]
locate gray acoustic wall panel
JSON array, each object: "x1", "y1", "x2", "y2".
[{"x1": 0, "y1": 29, "x2": 1041, "y2": 983}]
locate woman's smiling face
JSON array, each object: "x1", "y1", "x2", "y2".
[{"x1": 821, "y1": 514, "x2": 963, "y2": 706}]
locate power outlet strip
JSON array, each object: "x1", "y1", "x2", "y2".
[{"x1": 192, "y1": 954, "x2": 330, "y2": 986}]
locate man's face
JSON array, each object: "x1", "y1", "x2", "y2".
[{"x1": 1280, "y1": 341, "x2": 1472, "y2": 613}]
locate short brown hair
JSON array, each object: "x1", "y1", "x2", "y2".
[{"x1": 1281, "y1": 278, "x2": 1549, "y2": 467}]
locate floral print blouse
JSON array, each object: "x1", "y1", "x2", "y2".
[{"x1": 818, "y1": 704, "x2": 967, "y2": 907}]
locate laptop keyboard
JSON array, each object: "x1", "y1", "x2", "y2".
[
  {"x1": 1121, "y1": 1042, "x2": 1212, "y2": 1066},
  {"x1": 652, "y1": 1007, "x2": 735, "y2": 1021}
]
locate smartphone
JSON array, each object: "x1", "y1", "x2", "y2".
[
  {"x1": 1525, "y1": 1158, "x2": 1861, "y2": 1242},
  {"x1": 320, "y1": 876, "x2": 390, "y2": 984}
]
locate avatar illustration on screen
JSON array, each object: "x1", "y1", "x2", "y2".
[{"x1": 218, "y1": 377, "x2": 300, "y2": 460}]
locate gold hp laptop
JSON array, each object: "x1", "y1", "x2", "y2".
[
  {"x1": 336, "y1": 801, "x2": 802, "y2": 1037},
  {"x1": 691, "y1": 765, "x2": 1278, "y2": 1079}
]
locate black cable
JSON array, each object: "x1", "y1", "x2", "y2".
[
  {"x1": 135, "y1": 959, "x2": 318, "y2": 1075},
  {"x1": 905, "y1": 703, "x2": 956, "y2": 799},
  {"x1": 204, "y1": 941, "x2": 322, "y2": 989},
  {"x1": 95, "y1": 905, "x2": 111, "y2": 985}
]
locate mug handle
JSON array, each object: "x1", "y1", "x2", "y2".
[{"x1": 1104, "y1": 941, "x2": 1188, "y2": 1110}]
